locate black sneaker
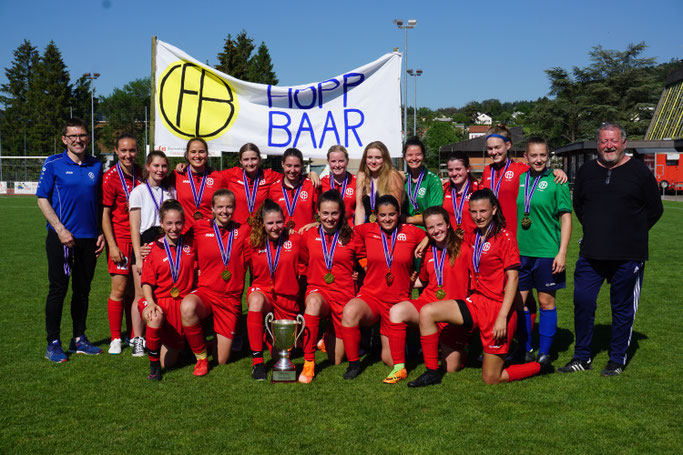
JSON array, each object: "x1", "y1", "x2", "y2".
[
  {"x1": 557, "y1": 357, "x2": 592, "y2": 373},
  {"x1": 600, "y1": 361, "x2": 624, "y2": 377},
  {"x1": 148, "y1": 362, "x2": 162, "y2": 381},
  {"x1": 537, "y1": 355, "x2": 555, "y2": 375},
  {"x1": 343, "y1": 363, "x2": 361, "y2": 380},
  {"x1": 408, "y1": 369, "x2": 443, "y2": 388},
  {"x1": 251, "y1": 363, "x2": 266, "y2": 381}
]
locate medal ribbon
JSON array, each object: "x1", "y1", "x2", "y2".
[
  {"x1": 281, "y1": 179, "x2": 304, "y2": 217},
  {"x1": 380, "y1": 227, "x2": 398, "y2": 271},
  {"x1": 407, "y1": 167, "x2": 426, "y2": 211},
  {"x1": 489, "y1": 159, "x2": 511, "y2": 197},
  {"x1": 472, "y1": 224, "x2": 493, "y2": 274},
  {"x1": 213, "y1": 221, "x2": 234, "y2": 268},
  {"x1": 330, "y1": 172, "x2": 348, "y2": 196},
  {"x1": 63, "y1": 246, "x2": 72, "y2": 276},
  {"x1": 431, "y1": 245, "x2": 447, "y2": 288},
  {"x1": 115, "y1": 162, "x2": 135, "y2": 202},
  {"x1": 163, "y1": 235, "x2": 183, "y2": 284},
  {"x1": 188, "y1": 168, "x2": 207, "y2": 211},
  {"x1": 265, "y1": 236, "x2": 284, "y2": 280},
  {"x1": 319, "y1": 226, "x2": 340, "y2": 272},
  {"x1": 243, "y1": 169, "x2": 260, "y2": 215},
  {"x1": 523, "y1": 170, "x2": 544, "y2": 214},
  {"x1": 451, "y1": 180, "x2": 470, "y2": 225},
  {"x1": 370, "y1": 179, "x2": 376, "y2": 212},
  {"x1": 146, "y1": 182, "x2": 164, "y2": 212}
]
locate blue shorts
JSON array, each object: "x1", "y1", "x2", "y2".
[{"x1": 518, "y1": 256, "x2": 566, "y2": 293}]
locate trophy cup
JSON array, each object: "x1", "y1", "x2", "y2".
[{"x1": 265, "y1": 313, "x2": 305, "y2": 383}]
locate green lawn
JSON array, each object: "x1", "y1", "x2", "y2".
[{"x1": 1, "y1": 197, "x2": 681, "y2": 454}]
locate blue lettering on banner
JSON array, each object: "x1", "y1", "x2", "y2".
[
  {"x1": 317, "y1": 79, "x2": 340, "y2": 108},
  {"x1": 293, "y1": 113, "x2": 315, "y2": 148},
  {"x1": 344, "y1": 109, "x2": 364, "y2": 147},
  {"x1": 294, "y1": 86, "x2": 317, "y2": 109},
  {"x1": 268, "y1": 111, "x2": 292, "y2": 146},
  {"x1": 343, "y1": 73, "x2": 364, "y2": 107},
  {"x1": 268, "y1": 109, "x2": 365, "y2": 149},
  {"x1": 318, "y1": 111, "x2": 341, "y2": 148},
  {"x1": 267, "y1": 85, "x2": 293, "y2": 109}
]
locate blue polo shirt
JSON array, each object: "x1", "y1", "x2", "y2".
[{"x1": 36, "y1": 151, "x2": 102, "y2": 238}]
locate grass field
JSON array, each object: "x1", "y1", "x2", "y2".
[{"x1": 1, "y1": 196, "x2": 681, "y2": 454}]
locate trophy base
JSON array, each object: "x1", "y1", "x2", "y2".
[{"x1": 271, "y1": 368, "x2": 297, "y2": 383}]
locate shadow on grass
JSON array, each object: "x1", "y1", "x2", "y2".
[{"x1": 591, "y1": 324, "x2": 647, "y2": 367}]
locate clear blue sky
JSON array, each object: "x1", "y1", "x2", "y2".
[{"x1": 1, "y1": 0, "x2": 682, "y2": 109}]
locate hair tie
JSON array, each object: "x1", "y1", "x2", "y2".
[{"x1": 486, "y1": 133, "x2": 510, "y2": 142}]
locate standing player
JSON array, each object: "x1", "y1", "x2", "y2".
[
  {"x1": 320, "y1": 145, "x2": 356, "y2": 226},
  {"x1": 340, "y1": 195, "x2": 426, "y2": 382},
  {"x1": 298, "y1": 190, "x2": 358, "y2": 383},
  {"x1": 183, "y1": 189, "x2": 250, "y2": 366},
  {"x1": 412, "y1": 189, "x2": 551, "y2": 386},
  {"x1": 515, "y1": 137, "x2": 572, "y2": 364},
  {"x1": 403, "y1": 137, "x2": 444, "y2": 228},
  {"x1": 354, "y1": 141, "x2": 405, "y2": 225},
  {"x1": 442, "y1": 151, "x2": 478, "y2": 235},
  {"x1": 101, "y1": 134, "x2": 143, "y2": 354},
  {"x1": 38, "y1": 118, "x2": 105, "y2": 362},
  {"x1": 245, "y1": 199, "x2": 305, "y2": 380},
  {"x1": 389, "y1": 206, "x2": 471, "y2": 385},
  {"x1": 139, "y1": 200, "x2": 196, "y2": 380},
  {"x1": 269, "y1": 148, "x2": 317, "y2": 230}
]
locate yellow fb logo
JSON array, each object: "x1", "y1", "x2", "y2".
[{"x1": 158, "y1": 61, "x2": 239, "y2": 140}]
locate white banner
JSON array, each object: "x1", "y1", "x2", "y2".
[
  {"x1": 14, "y1": 181, "x2": 39, "y2": 194},
  {"x1": 153, "y1": 39, "x2": 402, "y2": 159},
  {"x1": 0, "y1": 181, "x2": 7, "y2": 194}
]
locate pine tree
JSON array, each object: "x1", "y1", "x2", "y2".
[
  {"x1": 216, "y1": 30, "x2": 255, "y2": 80},
  {"x1": 248, "y1": 42, "x2": 279, "y2": 85},
  {"x1": 99, "y1": 78, "x2": 150, "y2": 156}
]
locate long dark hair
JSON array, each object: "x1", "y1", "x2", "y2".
[
  {"x1": 250, "y1": 198, "x2": 286, "y2": 248},
  {"x1": 143, "y1": 150, "x2": 169, "y2": 183},
  {"x1": 318, "y1": 189, "x2": 353, "y2": 245},
  {"x1": 422, "y1": 206, "x2": 462, "y2": 266},
  {"x1": 468, "y1": 188, "x2": 505, "y2": 235}
]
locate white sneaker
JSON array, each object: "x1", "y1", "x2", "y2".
[
  {"x1": 108, "y1": 338, "x2": 123, "y2": 355},
  {"x1": 131, "y1": 337, "x2": 145, "y2": 357}
]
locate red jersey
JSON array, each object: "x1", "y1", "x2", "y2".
[
  {"x1": 320, "y1": 173, "x2": 357, "y2": 226},
  {"x1": 269, "y1": 177, "x2": 317, "y2": 229},
  {"x1": 442, "y1": 180, "x2": 478, "y2": 234},
  {"x1": 221, "y1": 167, "x2": 280, "y2": 225},
  {"x1": 299, "y1": 227, "x2": 360, "y2": 303},
  {"x1": 170, "y1": 169, "x2": 225, "y2": 233},
  {"x1": 418, "y1": 242, "x2": 471, "y2": 301},
  {"x1": 141, "y1": 235, "x2": 196, "y2": 300},
  {"x1": 465, "y1": 227, "x2": 520, "y2": 302},
  {"x1": 102, "y1": 164, "x2": 142, "y2": 242},
  {"x1": 354, "y1": 223, "x2": 426, "y2": 304},
  {"x1": 481, "y1": 161, "x2": 528, "y2": 236},
  {"x1": 246, "y1": 233, "x2": 304, "y2": 298},
  {"x1": 192, "y1": 219, "x2": 250, "y2": 295}
]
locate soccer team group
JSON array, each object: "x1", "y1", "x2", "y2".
[{"x1": 37, "y1": 118, "x2": 662, "y2": 385}]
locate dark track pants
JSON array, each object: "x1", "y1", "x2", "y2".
[
  {"x1": 573, "y1": 256, "x2": 645, "y2": 365},
  {"x1": 45, "y1": 229, "x2": 98, "y2": 343}
]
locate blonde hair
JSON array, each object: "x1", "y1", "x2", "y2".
[
  {"x1": 485, "y1": 124, "x2": 513, "y2": 143},
  {"x1": 358, "y1": 141, "x2": 398, "y2": 197}
]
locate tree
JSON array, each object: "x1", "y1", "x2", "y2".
[
  {"x1": 423, "y1": 121, "x2": 463, "y2": 171},
  {"x1": 216, "y1": 30, "x2": 255, "y2": 80},
  {"x1": 99, "y1": 78, "x2": 150, "y2": 156},
  {"x1": 248, "y1": 42, "x2": 278, "y2": 85}
]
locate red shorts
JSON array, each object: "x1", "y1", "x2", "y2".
[
  {"x1": 107, "y1": 240, "x2": 133, "y2": 275},
  {"x1": 354, "y1": 292, "x2": 397, "y2": 337},
  {"x1": 247, "y1": 286, "x2": 300, "y2": 320},
  {"x1": 305, "y1": 287, "x2": 349, "y2": 335},
  {"x1": 410, "y1": 297, "x2": 470, "y2": 350},
  {"x1": 466, "y1": 294, "x2": 517, "y2": 355},
  {"x1": 137, "y1": 296, "x2": 185, "y2": 350},
  {"x1": 192, "y1": 287, "x2": 240, "y2": 339}
]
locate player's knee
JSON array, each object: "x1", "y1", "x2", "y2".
[
  {"x1": 481, "y1": 371, "x2": 502, "y2": 385},
  {"x1": 305, "y1": 294, "x2": 323, "y2": 314},
  {"x1": 248, "y1": 295, "x2": 264, "y2": 312},
  {"x1": 180, "y1": 299, "x2": 198, "y2": 320},
  {"x1": 342, "y1": 302, "x2": 361, "y2": 324}
]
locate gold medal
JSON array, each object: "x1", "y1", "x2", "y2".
[
  {"x1": 247, "y1": 215, "x2": 255, "y2": 226},
  {"x1": 193, "y1": 211, "x2": 203, "y2": 220},
  {"x1": 369, "y1": 213, "x2": 377, "y2": 223},
  {"x1": 286, "y1": 220, "x2": 296, "y2": 230},
  {"x1": 436, "y1": 287, "x2": 446, "y2": 300},
  {"x1": 324, "y1": 272, "x2": 335, "y2": 284},
  {"x1": 222, "y1": 269, "x2": 232, "y2": 282},
  {"x1": 170, "y1": 286, "x2": 180, "y2": 298},
  {"x1": 385, "y1": 272, "x2": 394, "y2": 285},
  {"x1": 521, "y1": 214, "x2": 532, "y2": 230}
]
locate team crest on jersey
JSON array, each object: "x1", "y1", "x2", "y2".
[
  {"x1": 233, "y1": 229, "x2": 239, "y2": 237},
  {"x1": 88, "y1": 172, "x2": 95, "y2": 180},
  {"x1": 418, "y1": 187, "x2": 427, "y2": 196},
  {"x1": 183, "y1": 245, "x2": 191, "y2": 254},
  {"x1": 504, "y1": 170, "x2": 514, "y2": 180},
  {"x1": 300, "y1": 191, "x2": 309, "y2": 200},
  {"x1": 283, "y1": 240, "x2": 293, "y2": 250},
  {"x1": 345, "y1": 187, "x2": 354, "y2": 196},
  {"x1": 397, "y1": 233, "x2": 407, "y2": 241},
  {"x1": 483, "y1": 242, "x2": 491, "y2": 252},
  {"x1": 207, "y1": 177, "x2": 214, "y2": 186},
  {"x1": 539, "y1": 181, "x2": 548, "y2": 190}
]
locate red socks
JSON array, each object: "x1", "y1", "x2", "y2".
[
  {"x1": 184, "y1": 322, "x2": 206, "y2": 359},
  {"x1": 420, "y1": 332, "x2": 440, "y2": 370},
  {"x1": 107, "y1": 298, "x2": 124, "y2": 340},
  {"x1": 340, "y1": 325, "x2": 361, "y2": 362},
  {"x1": 303, "y1": 314, "x2": 320, "y2": 362},
  {"x1": 146, "y1": 326, "x2": 161, "y2": 362},
  {"x1": 247, "y1": 311, "x2": 264, "y2": 364},
  {"x1": 386, "y1": 321, "x2": 407, "y2": 364},
  {"x1": 505, "y1": 361, "x2": 541, "y2": 382}
]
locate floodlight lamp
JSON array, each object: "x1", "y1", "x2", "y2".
[
  {"x1": 416, "y1": 70, "x2": 423, "y2": 75},
  {"x1": 407, "y1": 19, "x2": 417, "y2": 27},
  {"x1": 394, "y1": 19, "x2": 404, "y2": 27}
]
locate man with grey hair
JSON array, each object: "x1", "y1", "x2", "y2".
[{"x1": 558, "y1": 122, "x2": 662, "y2": 376}]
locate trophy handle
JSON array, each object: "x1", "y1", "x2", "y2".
[
  {"x1": 294, "y1": 314, "x2": 306, "y2": 347},
  {"x1": 264, "y1": 312, "x2": 274, "y2": 342}
]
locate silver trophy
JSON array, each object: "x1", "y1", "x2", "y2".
[{"x1": 265, "y1": 313, "x2": 305, "y2": 383}]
